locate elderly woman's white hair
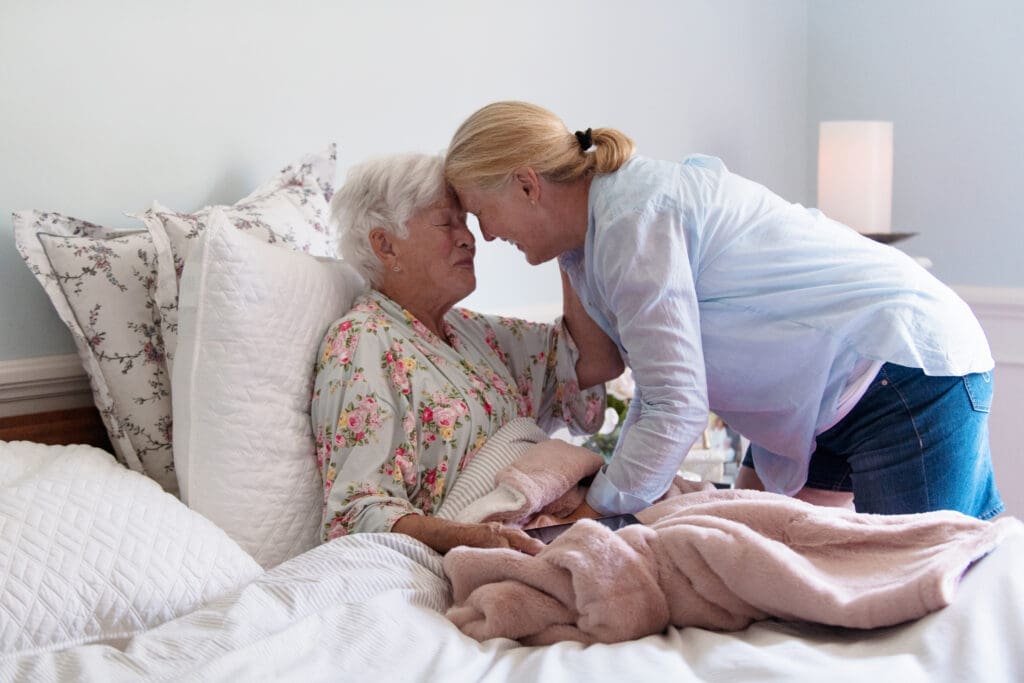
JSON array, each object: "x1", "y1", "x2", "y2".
[{"x1": 330, "y1": 153, "x2": 446, "y2": 286}]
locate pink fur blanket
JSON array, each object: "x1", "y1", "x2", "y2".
[{"x1": 443, "y1": 440, "x2": 1021, "y2": 645}]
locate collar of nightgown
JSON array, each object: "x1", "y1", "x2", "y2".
[{"x1": 363, "y1": 289, "x2": 515, "y2": 389}]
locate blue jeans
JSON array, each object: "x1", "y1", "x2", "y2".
[{"x1": 743, "y1": 363, "x2": 1004, "y2": 519}]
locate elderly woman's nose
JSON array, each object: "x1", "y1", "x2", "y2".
[{"x1": 456, "y1": 227, "x2": 475, "y2": 249}]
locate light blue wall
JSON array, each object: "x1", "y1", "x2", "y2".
[
  {"x1": 807, "y1": 0, "x2": 1024, "y2": 288},
  {"x1": 0, "y1": 0, "x2": 809, "y2": 362}
]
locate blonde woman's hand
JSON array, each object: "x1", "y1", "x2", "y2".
[{"x1": 560, "y1": 500, "x2": 601, "y2": 522}]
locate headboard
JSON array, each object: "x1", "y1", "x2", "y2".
[{"x1": 0, "y1": 406, "x2": 113, "y2": 451}]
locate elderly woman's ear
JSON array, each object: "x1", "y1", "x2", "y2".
[{"x1": 369, "y1": 227, "x2": 398, "y2": 272}]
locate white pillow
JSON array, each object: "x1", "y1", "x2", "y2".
[
  {"x1": 173, "y1": 208, "x2": 366, "y2": 569},
  {"x1": 141, "y1": 144, "x2": 340, "y2": 375},
  {"x1": 12, "y1": 145, "x2": 339, "y2": 497},
  {"x1": 0, "y1": 440, "x2": 262, "y2": 657}
]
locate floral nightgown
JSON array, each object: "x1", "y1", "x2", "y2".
[{"x1": 311, "y1": 290, "x2": 606, "y2": 540}]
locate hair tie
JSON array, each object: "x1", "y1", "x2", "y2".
[{"x1": 574, "y1": 128, "x2": 593, "y2": 152}]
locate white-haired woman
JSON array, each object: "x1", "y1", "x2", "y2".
[{"x1": 311, "y1": 153, "x2": 621, "y2": 555}]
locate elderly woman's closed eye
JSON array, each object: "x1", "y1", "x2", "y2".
[{"x1": 311, "y1": 153, "x2": 621, "y2": 555}]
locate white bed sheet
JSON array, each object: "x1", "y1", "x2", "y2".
[{"x1": 3, "y1": 523, "x2": 1022, "y2": 683}]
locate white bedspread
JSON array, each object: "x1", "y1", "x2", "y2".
[
  {"x1": 3, "y1": 524, "x2": 1022, "y2": 682},
  {"x1": 0, "y1": 441, "x2": 261, "y2": 658}
]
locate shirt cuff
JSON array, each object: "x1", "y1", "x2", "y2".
[{"x1": 585, "y1": 466, "x2": 654, "y2": 516}]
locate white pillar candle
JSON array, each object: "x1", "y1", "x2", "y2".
[{"x1": 817, "y1": 121, "x2": 893, "y2": 234}]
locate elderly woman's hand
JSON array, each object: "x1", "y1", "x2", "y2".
[
  {"x1": 455, "y1": 521, "x2": 546, "y2": 555},
  {"x1": 392, "y1": 514, "x2": 545, "y2": 556}
]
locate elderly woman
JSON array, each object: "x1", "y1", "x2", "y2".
[{"x1": 311, "y1": 153, "x2": 621, "y2": 555}]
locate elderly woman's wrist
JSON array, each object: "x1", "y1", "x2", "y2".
[
  {"x1": 391, "y1": 511, "x2": 426, "y2": 535},
  {"x1": 392, "y1": 514, "x2": 463, "y2": 553}
]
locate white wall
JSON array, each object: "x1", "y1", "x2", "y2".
[
  {"x1": 807, "y1": 1, "x2": 1024, "y2": 517},
  {"x1": 807, "y1": 0, "x2": 1024, "y2": 289},
  {"x1": 0, "y1": 0, "x2": 809, "y2": 361}
]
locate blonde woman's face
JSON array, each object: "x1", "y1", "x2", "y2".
[{"x1": 456, "y1": 184, "x2": 558, "y2": 266}]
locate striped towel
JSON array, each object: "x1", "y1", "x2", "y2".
[
  {"x1": 434, "y1": 418, "x2": 549, "y2": 523},
  {"x1": 434, "y1": 418, "x2": 605, "y2": 526}
]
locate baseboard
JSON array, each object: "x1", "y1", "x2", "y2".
[
  {"x1": 0, "y1": 353, "x2": 93, "y2": 418},
  {"x1": 954, "y1": 285, "x2": 1024, "y2": 367},
  {"x1": 483, "y1": 288, "x2": 1024, "y2": 367}
]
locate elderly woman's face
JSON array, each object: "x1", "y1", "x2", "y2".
[{"x1": 395, "y1": 192, "x2": 476, "y2": 304}]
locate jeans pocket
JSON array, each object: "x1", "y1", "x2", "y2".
[{"x1": 962, "y1": 371, "x2": 993, "y2": 413}]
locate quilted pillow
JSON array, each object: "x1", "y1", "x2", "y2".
[
  {"x1": 0, "y1": 440, "x2": 262, "y2": 657},
  {"x1": 173, "y1": 209, "x2": 365, "y2": 569},
  {"x1": 142, "y1": 144, "x2": 339, "y2": 371},
  {"x1": 12, "y1": 145, "x2": 338, "y2": 496}
]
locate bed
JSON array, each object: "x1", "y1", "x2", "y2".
[
  {"x1": 5, "y1": 145, "x2": 1022, "y2": 682},
  {"x1": 2, "y1": 436, "x2": 1022, "y2": 682}
]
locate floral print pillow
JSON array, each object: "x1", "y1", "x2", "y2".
[
  {"x1": 12, "y1": 145, "x2": 339, "y2": 497},
  {"x1": 14, "y1": 212, "x2": 177, "y2": 493}
]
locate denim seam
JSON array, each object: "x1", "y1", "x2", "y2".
[
  {"x1": 881, "y1": 365, "x2": 930, "y2": 510},
  {"x1": 962, "y1": 375, "x2": 992, "y2": 413},
  {"x1": 805, "y1": 465, "x2": 852, "y2": 492},
  {"x1": 803, "y1": 472, "x2": 852, "y2": 493},
  {"x1": 979, "y1": 502, "x2": 1005, "y2": 520}
]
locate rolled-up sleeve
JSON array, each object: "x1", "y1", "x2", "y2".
[{"x1": 584, "y1": 205, "x2": 710, "y2": 515}]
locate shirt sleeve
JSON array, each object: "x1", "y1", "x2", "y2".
[
  {"x1": 311, "y1": 317, "x2": 422, "y2": 539},
  {"x1": 476, "y1": 314, "x2": 606, "y2": 436},
  {"x1": 584, "y1": 205, "x2": 710, "y2": 515}
]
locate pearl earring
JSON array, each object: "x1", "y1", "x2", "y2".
[{"x1": 392, "y1": 265, "x2": 401, "y2": 272}]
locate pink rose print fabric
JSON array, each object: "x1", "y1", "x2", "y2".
[{"x1": 311, "y1": 290, "x2": 606, "y2": 540}]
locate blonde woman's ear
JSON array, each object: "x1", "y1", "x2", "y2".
[{"x1": 513, "y1": 166, "x2": 541, "y2": 203}]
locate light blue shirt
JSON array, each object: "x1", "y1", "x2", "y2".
[{"x1": 560, "y1": 155, "x2": 993, "y2": 514}]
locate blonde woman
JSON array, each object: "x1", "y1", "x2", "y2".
[{"x1": 445, "y1": 101, "x2": 1002, "y2": 521}]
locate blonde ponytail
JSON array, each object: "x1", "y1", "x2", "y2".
[
  {"x1": 590, "y1": 127, "x2": 635, "y2": 174},
  {"x1": 445, "y1": 101, "x2": 635, "y2": 190}
]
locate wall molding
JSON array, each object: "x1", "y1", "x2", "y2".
[
  {"x1": 953, "y1": 285, "x2": 1024, "y2": 318},
  {"x1": 954, "y1": 285, "x2": 1024, "y2": 367},
  {"x1": 0, "y1": 353, "x2": 92, "y2": 418},
  {"x1": 0, "y1": 287, "x2": 1020, "y2": 417}
]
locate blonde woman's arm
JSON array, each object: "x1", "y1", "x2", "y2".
[{"x1": 561, "y1": 268, "x2": 624, "y2": 389}]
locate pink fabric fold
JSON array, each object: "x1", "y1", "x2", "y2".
[
  {"x1": 444, "y1": 441, "x2": 1022, "y2": 644},
  {"x1": 487, "y1": 439, "x2": 606, "y2": 526},
  {"x1": 479, "y1": 438, "x2": 710, "y2": 528}
]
